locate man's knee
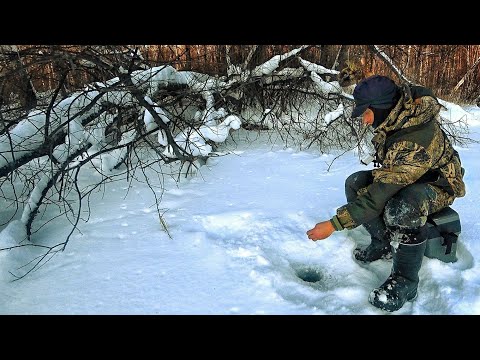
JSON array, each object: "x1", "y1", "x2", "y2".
[
  {"x1": 345, "y1": 171, "x2": 372, "y2": 201},
  {"x1": 384, "y1": 193, "x2": 425, "y2": 229},
  {"x1": 384, "y1": 184, "x2": 438, "y2": 229}
]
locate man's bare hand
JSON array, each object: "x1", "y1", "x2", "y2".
[{"x1": 306, "y1": 220, "x2": 335, "y2": 241}]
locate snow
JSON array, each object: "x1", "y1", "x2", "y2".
[
  {"x1": 100, "y1": 129, "x2": 137, "y2": 173},
  {"x1": 143, "y1": 96, "x2": 170, "y2": 130},
  {"x1": 1, "y1": 105, "x2": 480, "y2": 315}
]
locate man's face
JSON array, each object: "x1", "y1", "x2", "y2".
[{"x1": 362, "y1": 108, "x2": 374, "y2": 126}]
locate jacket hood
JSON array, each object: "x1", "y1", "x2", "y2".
[{"x1": 372, "y1": 85, "x2": 443, "y2": 145}]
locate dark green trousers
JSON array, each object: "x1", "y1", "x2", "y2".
[{"x1": 345, "y1": 170, "x2": 452, "y2": 244}]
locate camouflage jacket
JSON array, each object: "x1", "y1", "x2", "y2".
[{"x1": 330, "y1": 85, "x2": 466, "y2": 231}]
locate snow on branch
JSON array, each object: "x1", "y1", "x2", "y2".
[
  {"x1": 0, "y1": 90, "x2": 106, "y2": 176},
  {"x1": 0, "y1": 65, "x2": 232, "y2": 178},
  {"x1": 251, "y1": 46, "x2": 309, "y2": 76},
  {"x1": 310, "y1": 71, "x2": 342, "y2": 97},
  {"x1": 21, "y1": 141, "x2": 92, "y2": 240},
  {"x1": 162, "y1": 115, "x2": 242, "y2": 159},
  {"x1": 299, "y1": 58, "x2": 340, "y2": 75},
  {"x1": 199, "y1": 115, "x2": 242, "y2": 142},
  {"x1": 130, "y1": 65, "x2": 178, "y2": 97},
  {"x1": 324, "y1": 104, "x2": 344, "y2": 125}
]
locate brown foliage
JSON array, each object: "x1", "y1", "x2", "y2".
[{"x1": 2, "y1": 45, "x2": 479, "y2": 110}]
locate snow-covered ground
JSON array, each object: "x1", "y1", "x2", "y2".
[{"x1": 1, "y1": 106, "x2": 479, "y2": 315}]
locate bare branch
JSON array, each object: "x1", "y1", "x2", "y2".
[
  {"x1": 368, "y1": 45, "x2": 415, "y2": 85},
  {"x1": 453, "y1": 56, "x2": 480, "y2": 92}
]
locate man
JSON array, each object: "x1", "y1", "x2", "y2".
[{"x1": 306, "y1": 75, "x2": 465, "y2": 312}]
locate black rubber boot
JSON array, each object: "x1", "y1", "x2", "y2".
[
  {"x1": 354, "y1": 218, "x2": 392, "y2": 263},
  {"x1": 345, "y1": 171, "x2": 392, "y2": 263},
  {"x1": 368, "y1": 237, "x2": 427, "y2": 312},
  {"x1": 354, "y1": 236, "x2": 392, "y2": 263}
]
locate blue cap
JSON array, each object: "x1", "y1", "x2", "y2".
[{"x1": 351, "y1": 75, "x2": 399, "y2": 118}]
